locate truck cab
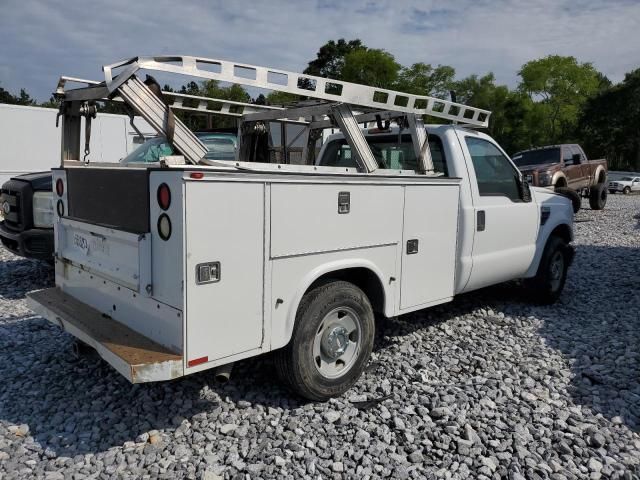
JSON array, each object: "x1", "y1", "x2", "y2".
[{"x1": 318, "y1": 125, "x2": 574, "y2": 294}]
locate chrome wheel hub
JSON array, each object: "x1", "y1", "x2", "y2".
[
  {"x1": 312, "y1": 307, "x2": 361, "y2": 379},
  {"x1": 322, "y1": 325, "x2": 349, "y2": 359}
]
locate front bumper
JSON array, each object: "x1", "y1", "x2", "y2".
[{"x1": 0, "y1": 221, "x2": 54, "y2": 260}]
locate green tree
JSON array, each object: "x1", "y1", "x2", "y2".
[
  {"x1": 341, "y1": 48, "x2": 400, "y2": 89},
  {"x1": 453, "y1": 73, "x2": 542, "y2": 154},
  {"x1": 518, "y1": 55, "x2": 605, "y2": 143},
  {"x1": 0, "y1": 83, "x2": 36, "y2": 106},
  {"x1": 265, "y1": 91, "x2": 300, "y2": 106},
  {"x1": 578, "y1": 68, "x2": 640, "y2": 171},
  {"x1": 395, "y1": 63, "x2": 455, "y2": 98},
  {"x1": 175, "y1": 80, "x2": 251, "y2": 129},
  {"x1": 303, "y1": 38, "x2": 365, "y2": 79}
]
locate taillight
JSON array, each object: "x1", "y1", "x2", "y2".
[
  {"x1": 158, "y1": 213, "x2": 172, "y2": 240},
  {"x1": 56, "y1": 199, "x2": 64, "y2": 217},
  {"x1": 55, "y1": 179, "x2": 64, "y2": 197},
  {"x1": 157, "y1": 183, "x2": 171, "y2": 210}
]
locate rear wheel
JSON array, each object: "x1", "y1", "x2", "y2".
[
  {"x1": 525, "y1": 236, "x2": 571, "y2": 305},
  {"x1": 555, "y1": 186, "x2": 581, "y2": 214},
  {"x1": 589, "y1": 182, "x2": 607, "y2": 210},
  {"x1": 623, "y1": 186, "x2": 631, "y2": 195},
  {"x1": 274, "y1": 280, "x2": 375, "y2": 401}
]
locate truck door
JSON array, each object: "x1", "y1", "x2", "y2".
[
  {"x1": 563, "y1": 145, "x2": 587, "y2": 189},
  {"x1": 456, "y1": 131, "x2": 538, "y2": 292}
]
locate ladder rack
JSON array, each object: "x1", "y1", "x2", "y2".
[
  {"x1": 102, "y1": 55, "x2": 491, "y2": 127},
  {"x1": 56, "y1": 76, "x2": 282, "y2": 118}
]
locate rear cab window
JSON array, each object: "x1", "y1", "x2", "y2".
[{"x1": 319, "y1": 133, "x2": 449, "y2": 176}]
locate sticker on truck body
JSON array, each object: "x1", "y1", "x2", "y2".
[{"x1": 73, "y1": 233, "x2": 90, "y2": 255}]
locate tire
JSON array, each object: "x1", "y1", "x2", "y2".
[
  {"x1": 525, "y1": 235, "x2": 571, "y2": 305},
  {"x1": 623, "y1": 186, "x2": 631, "y2": 195},
  {"x1": 274, "y1": 280, "x2": 375, "y2": 401},
  {"x1": 589, "y1": 182, "x2": 607, "y2": 210},
  {"x1": 554, "y1": 187, "x2": 581, "y2": 214}
]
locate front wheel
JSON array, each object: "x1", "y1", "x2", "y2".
[
  {"x1": 274, "y1": 280, "x2": 375, "y2": 401},
  {"x1": 589, "y1": 182, "x2": 607, "y2": 210},
  {"x1": 525, "y1": 236, "x2": 572, "y2": 305},
  {"x1": 623, "y1": 186, "x2": 631, "y2": 195}
]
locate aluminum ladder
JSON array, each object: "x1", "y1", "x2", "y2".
[{"x1": 102, "y1": 56, "x2": 491, "y2": 128}]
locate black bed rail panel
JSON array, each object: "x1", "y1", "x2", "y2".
[{"x1": 66, "y1": 169, "x2": 150, "y2": 234}]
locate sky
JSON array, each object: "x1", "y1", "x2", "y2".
[{"x1": 1, "y1": 0, "x2": 639, "y2": 102}]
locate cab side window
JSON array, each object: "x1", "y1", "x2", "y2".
[
  {"x1": 563, "y1": 147, "x2": 575, "y2": 165},
  {"x1": 465, "y1": 136, "x2": 521, "y2": 201}
]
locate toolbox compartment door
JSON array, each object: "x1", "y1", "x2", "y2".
[{"x1": 184, "y1": 181, "x2": 265, "y2": 366}]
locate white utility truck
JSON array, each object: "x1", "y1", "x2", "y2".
[{"x1": 27, "y1": 56, "x2": 574, "y2": 400}]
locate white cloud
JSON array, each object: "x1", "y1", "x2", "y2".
[{"x1": 0, "y1": 0, "x2": 639, "y2": 101}]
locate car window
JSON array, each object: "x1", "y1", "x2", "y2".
[
  {"x1": 465, "y1": 136, "x2": 521, "y2": 201},
  {"x1": 569, "y1": 146, "x2": 584, "y2": 163},
  {"x1": 121, "y1": 137, "x2": 174, "y2": 164},
  {"x1": 197, "y1": 134, "x2": 237, "y2": 161},
  {"x1": 512, "y1": 147, "x2": 560, "y2": 167},
  {"x1": 562, "y1": 146, "x2": 575, "y2": 165},
  {"x1": 319, "y1": 134, "x2": 448, "y2": 175}
]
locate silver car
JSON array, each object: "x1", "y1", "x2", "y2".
[{"x1": 609, "y1": 176, "x2": 640, "y2": 194}]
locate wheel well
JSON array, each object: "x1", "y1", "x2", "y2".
[
  {"x1": 597, "y1": 170, "x2": 606, "y2": 183},
  {"x1": 307, "y1": 268, "x2": 385, "y2": 314},
  {"x1": 555, "y1": 177, "x2": 567, "y2": 188},
  {"x1": 550, "y1": 224, "x2": 572, "y2": 244}
]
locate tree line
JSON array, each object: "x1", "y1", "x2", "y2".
[{"x1": 2, "y1": 38, "x2": 638, "y2": 170}]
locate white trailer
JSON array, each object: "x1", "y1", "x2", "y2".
[
  {"x1": 0, "y1": 103, "x2": 156, "y2": 185},
  {"x1": 27, "y1": 56, "x2": 575, "y2": 400}
]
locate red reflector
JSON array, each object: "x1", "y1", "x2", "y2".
[
  {"x1": 55, "y1": 179, "x2": 64, "y2": 197},
  {"x1": 157, "y1": 183, "x2": 171, "y2": 210},
  {"x1": 188, "y1": 356, "x2": 208, "y2": 367},
  {"x1": 190, "y1": 172, "x2": 204, "y2": 179}
]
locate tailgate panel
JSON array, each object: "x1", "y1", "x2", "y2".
[{"x1": 58, "y1": 218, "x2": 151, "y2": 292}]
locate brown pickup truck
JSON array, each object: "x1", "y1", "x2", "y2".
[{"x1": 512, "y1": 144, "x2": 608, "y2": 212}]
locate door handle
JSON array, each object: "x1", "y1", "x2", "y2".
[{"x1": 477, "y1": 210, "x2": 486, "y2": 231}]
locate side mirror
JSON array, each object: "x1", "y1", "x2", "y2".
[
  {"x1": 516, "y1": 175, "x2": 532, "y2": 202},
  {"x1": 572, "y1": 153, "x2": 582, "y2": 165}
]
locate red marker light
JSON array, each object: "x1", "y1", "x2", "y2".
[
  {"x1": 190, "y1": 172, "x2": 204, "y2": 179},
  {"x1": 157, "y1": 183, "x2": 171, "y2": 210},
  {"x1": 55, "y1": 179, "x2": 64, "y2": 197},
  {"x1": 188, "y1": 356, "x2": 208, "y2": 367}
]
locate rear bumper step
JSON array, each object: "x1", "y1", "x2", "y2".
[{"x1": 27, "y1": 288, "x2": 183, "y2": 383}]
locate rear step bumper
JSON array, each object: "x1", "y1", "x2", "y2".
[{"x1": 27, "y1": 288, "x2": 183, "y2": 383}]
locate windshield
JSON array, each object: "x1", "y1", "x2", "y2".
[
  {"x1": 121, "y1": 137, "x2": 174, "y2": 164},
  {"x1": 120, "y1": 132, "x2": 238, "y2": 164},
  {"x1": 512, "y1": 147, "x2": 560, "y2": 167},
  {"x1": 198, "y1": 133, "x2": 237, "y2": 161}
]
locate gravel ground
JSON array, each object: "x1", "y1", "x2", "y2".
[{"x1": 1, "y1": 194, "x2": 639, "y2": 480}]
